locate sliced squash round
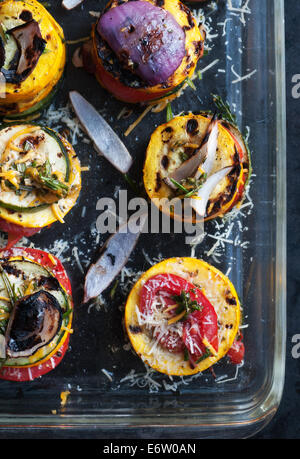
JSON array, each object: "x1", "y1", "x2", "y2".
[
  {"x1": 0, "y1": 253, "x2": 72, "y2": 371},
  {"x1": 125, "y1": 257, "x2": 241, "y2": 376},
  {"x1": 0, "y1": 0, "x2": 66, "y2": 118},
  {"x1": 143, "y1": 113, "x2": 251, "y2": 222},
  {"x1": 91, "y1": 0, "x2": 205, "y2": 104},
  {"x1": 0, "y1": 124, "x2": 81, "y2": 228}
]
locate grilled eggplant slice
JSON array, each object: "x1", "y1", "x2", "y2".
[
  {"x1": 0, "y1": 0, "x2": 66, "y2": 119},
  {"x1": 143, "y1": 113, "x2": 251, "y2": 222},
  {"x1": 91, "y1": 0, "x2": 205, "y2": 104},
  {"x1": 125, "y1": 257, "x2": 241, "y2": 376}
]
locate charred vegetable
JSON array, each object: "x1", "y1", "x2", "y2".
[
  {"x1": 0, "y1": 0, "x2": 66, "y2": 119},
  {"x1": 143, "y1": 110, "x2": 251, "y2": 222},
  {"x1": 0, "y1": 247, "x2": 73, "y2": 381},
  {"x1": 91, "y1": 0, "x2": 205, "y2": 104},
  {"x1": 6, "y1": 290, "x2": 62, "y2": 358}
]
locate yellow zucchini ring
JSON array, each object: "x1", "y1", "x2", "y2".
[
  {"x1": 0, "y1": 248, "x2": 73, "y2": 381},
  {"x1": 91, "y1": 0, "x2": 205, "y2": 104},
  {"x1": 0, "y1": 0, "x2": 66, "y2": 120},
  {"x1": 125, "y1": 257, "x2": 241, "y2": 376},
  {"x1": 143, "y1": 112, "x2": 251, "y2": 223},
  {"x1": 0, "y1": 124, "x2": 81, "y2": 247}
]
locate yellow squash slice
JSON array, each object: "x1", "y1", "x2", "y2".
[
  {"x1": 143, "y1": 113, "x2": 250, "y2": 222},
  {"x1": 0, "y1": 124, "x2": 81, "y2": 229},
  {"x1": 0, "y1": 0, "x2": 66, "y2": 118}
]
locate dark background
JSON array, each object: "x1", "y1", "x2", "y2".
[{"x1": 0, "y1": 0, "x2": 298, "y2": 441}]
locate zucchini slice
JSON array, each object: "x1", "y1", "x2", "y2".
[
  {"x1": 143, "y1": 113, "x2": 251, "y2": 222},
  {"x1": 0, "y1": 124, "x2": 81, "y2": 228},
  {"x1": 125, "y1": 257, "x2": 241, "y2": 376},
  {"x1": 0, "y1": 255, "x2": 72, "y2": 368}
]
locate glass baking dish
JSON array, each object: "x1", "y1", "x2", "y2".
[{"x1": 0, "y1": 0, "x2": 286, "y2": 438}]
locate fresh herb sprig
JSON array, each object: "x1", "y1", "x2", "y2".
[
  {"x1": 211, "y1": 93, "x2": 237, "y2": 126},
  {"x1": 172, "y1": 289, "x2": 202, "y2": 319},
  {"x1": 0, "y1": 264, "x2": 18, "y2": 307},
  {"x1": 170, "y1": 174, "x2": 207, "y2": 198}
]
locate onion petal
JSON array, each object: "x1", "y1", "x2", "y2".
[
  {"x1": 83, "y1": 213, "x2": 148, "y2": 303},
  {"x1": 190, "y1": 166, "x2": 233, "y2": 218},
  {"x1": 69, "y1": 91, "x2": 133, "y2": 174}
]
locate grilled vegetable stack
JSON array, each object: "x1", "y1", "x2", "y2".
[
  {"x1": 91, "y1": 0, "x2": 205, "y2": 104},
  {"x1": 0, "y1": 0, "x2": 66, "y2": 120},
  {"x1": 0, "y1": 247, "x2": 73, "y2": 381},
  {"x1": 0, "y1": 124, "x2": 81, "y2": 248},
  {"x1": 125, "y1": 257, "x2": 243, "y2": 376},
  {"x1": 143, "y1": 112, "x2": 251, "y2": 222}
]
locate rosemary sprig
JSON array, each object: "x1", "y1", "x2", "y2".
[
  {"x1": 169, "y1": 178, "x2": 189, "y2": 194},
  {"x1": 166, "y1": 102, "x2": 173, "y2": 122},
  {"x1": 170, "y1": 174, "x2": 207, "y2": 198},
  {"x1": 0, "y1": 264, "x2": 17, "y2": 307},
  {"x1": 172, "y1": 290, "x2": 201, "y2": 319},
  {"x1": 211, "y1": 93, "x2": 237, "y2": 126},
  {"x1": 186, "y1": 77, "x2": 197, "y2": 91}
]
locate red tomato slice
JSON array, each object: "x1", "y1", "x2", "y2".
[
  {"x1": 94, "y1": 60, "x2": 171, "y2": 104},
  {"x1": 139, "y1": 274, "x2": 218, "y2": 357},
  {"x1": 0, "y1": 218, "x2": 42, "y2": 249},
  {"x1": 0, "y1": 247, "x2": 72, "y2": 381},
  {"x1": 227, "y1": 333, "x2": 245, "y2": 364}
]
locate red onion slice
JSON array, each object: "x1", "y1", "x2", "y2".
[
  {"x1": 83, "y1": 213, "x2": 148, "y2": 303},
  {"x1": 195, "y1": 120, "x2": 219, "y2": 178},
  {"x1": 97, "y1": 1, "x2": 186, "y2": 86},
  {"x1": 190, "y1": 167, "x2": 233, "y2": 218},
  {"x1": 69, "y1": 91, "x2": 133, "y2": 174}
]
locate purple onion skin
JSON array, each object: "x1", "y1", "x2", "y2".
[{"x1": 98, "y1": 1, "x2": 186, "y2": 86}]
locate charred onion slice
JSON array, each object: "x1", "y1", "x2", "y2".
[
  {"x1": 6, "y1": 290, "x2": 62, "y2": 358},
  {"x1": 91, "y1": 0, "x2": 205, "y2": 103},
  {"x1": 143, "y1": 113, "x2": 250, "y2": 222},
  {"x1": 0, "y1": 0, "x2": 66, "y2": 118},
  {"x1": 0, "y1": 248, "x2": 73, "y2": 381},
  {"x1": 98, "y1": 1, "x2": 186, "y2": 86},
  {"x1": 6, "y1": 20, "x2": 46, "y2": 83},
  {"x1": 125, "y1": 257, "x2": 241, "y2": 376}
]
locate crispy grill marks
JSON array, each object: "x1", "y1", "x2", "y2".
[
  {"x1": 94, "y1": 0, "x2": 203, "y2": 92},
  {"x1": 5, "y1": 290, "x2": 62, "y2": 358},
  {"x1": 144, "y1": 114, "x2": 250, "y2": 221}
]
